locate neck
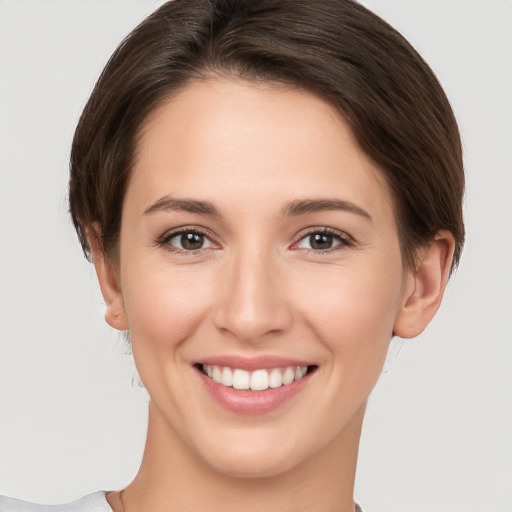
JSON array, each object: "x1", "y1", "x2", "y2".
[{"x1": 119, "y1": 401, "x2": 365, "y2": 512}]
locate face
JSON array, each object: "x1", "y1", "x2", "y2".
[{"x1": 107, "y1": 79, "x2": 414, "y2": 477}]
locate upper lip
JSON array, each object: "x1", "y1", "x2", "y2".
[{"x1": 196, "y1": 355, "x2": 315, "y2": 371}]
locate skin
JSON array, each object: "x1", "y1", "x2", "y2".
[{"x1": 92, "y1": 79, "x2": 454, "y2": 512}]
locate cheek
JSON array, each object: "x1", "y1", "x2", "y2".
[
  {"x1": 121, "y1": 260, "x2": 213, "y2": 352},
  {"x1": 293, "y1": 257, "x2": 404, "y2": 375}
]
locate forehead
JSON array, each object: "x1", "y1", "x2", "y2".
[{"x1": 128, "y1": 79, "x2": 394, "y2": 220}]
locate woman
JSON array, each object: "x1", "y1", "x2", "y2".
[{"x1": 0, "y1": 1, "x2": 465, "y2": 511}]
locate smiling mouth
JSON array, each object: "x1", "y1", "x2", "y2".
[{"x1": 197, "y1": 364, "x2": 317, "y2": 392}]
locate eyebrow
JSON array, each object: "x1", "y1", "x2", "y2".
[
  {"x1": 282, "y1": 199, "x2": 372, "y2": 221},
  {"x1": 143, "y1": 196, "x2": 221, "y2": 217},
  {"x1": 143, "y1": 196, "x2": 372, "y2": 222}
]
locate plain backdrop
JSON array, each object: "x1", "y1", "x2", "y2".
[{"x1": 0, "y1": 1, "x2": 511, "y2": 511}]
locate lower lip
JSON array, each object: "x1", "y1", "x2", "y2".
[{"x1": 197, "y1": 368, "x2": 312, "y2": 414}]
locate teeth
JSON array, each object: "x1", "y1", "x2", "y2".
[
  {"x1": 250, "y1": 369, "x2": 268, "y2": 391},
  {"x1": 269, "y1": 368, "x2": 283, "y2": 388},
  {"x1": 212, "y1": 366, "x2": 222, "y2": 383},
  {"x1": 282, "y1": 367, "x2": 295, "y2": 385},
  {"x1": 232, "y1": 369, "x2": 250, "y2": 390},
  {"x1": 221, "y1": 367, "x2": 233, "y2": 387},
  {"x1": 202, "y1": 364, "x2": 309, "y2": 391}
]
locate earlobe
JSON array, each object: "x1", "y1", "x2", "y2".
[
  {"x1": 393, "y1": 231, "x2": 455, "y2": 339},
  {"x1": 86, "y1": 225, "x2": 129, "y2": 331}
]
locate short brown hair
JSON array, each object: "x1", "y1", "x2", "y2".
[{"x1": 69, "y1": 0, "x2": 464, "y2": 271}]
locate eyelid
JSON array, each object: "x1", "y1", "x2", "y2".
[
  {"x1": 156, "y1": 225, "x2": 353, "y2": 255},
  {"x1": 290, "y1": 226, "x2": 355, "y2": 252},
  {"x1": 156, "y1": 225, "x2": 221, "y2": 253}
]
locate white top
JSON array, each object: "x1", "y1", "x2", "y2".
[{"x1": 0, "y1": 493, "x2": 112, "y2": 512}]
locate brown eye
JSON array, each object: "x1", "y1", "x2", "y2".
[
  {"x1": 180, "y1": 232, "x2": 205, "y2": 250},
  {"x1": 295, "y1": 229, "x2": 351, "y2": 252},
  {"x1": 309, "y1": 233, "x2": 334, "y2": 250},
  {"x1": 166, "y1": 230, "x2": 216, "y2": 251}
]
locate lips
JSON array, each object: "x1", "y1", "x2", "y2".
[{"x1": 194, "y1": 356, "x2": 317, "y2": 414}]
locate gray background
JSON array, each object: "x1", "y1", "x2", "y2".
[{"x1": 0, "y1": 1, "x2": 511, "y2": 511}]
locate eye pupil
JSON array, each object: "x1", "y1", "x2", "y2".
[
  {"x1": 310, "y1": 233, "x2": 333, "y2": 250},
  {"x1": 181, "y1": 232, "x2": 204, "y2": 250}
]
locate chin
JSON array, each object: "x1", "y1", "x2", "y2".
[
  {"x1": 204, "y1": 449, "x2": 298, "y2": 479},
  {"x1": 188, "y1": 426, "x2": 307, "y2": 479}
]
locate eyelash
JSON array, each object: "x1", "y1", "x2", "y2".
[
  {"x1": 156, "y1": 226, "x2": 354, "y2": 255},
  {"x1": 291, "y1": 227, "x2": 354, "y2": 254},
  {"x1": 156, "y1": 226, "x2": 219, "y2": 255}
]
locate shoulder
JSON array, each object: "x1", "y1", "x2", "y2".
[{"x1": 0, "y1": 492, "x2": 112, "y2": 512}]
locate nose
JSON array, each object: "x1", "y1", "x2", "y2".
[{"x1": 213, "y1": 246, "x2": 293, "y2": 343}]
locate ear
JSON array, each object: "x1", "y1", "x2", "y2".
[
  {"x1": 86, "y1": 225, "x2": 129, "y2": 331},
  {"x1": 393, "y1": 230, "x2": 455, "y2": 339}
]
